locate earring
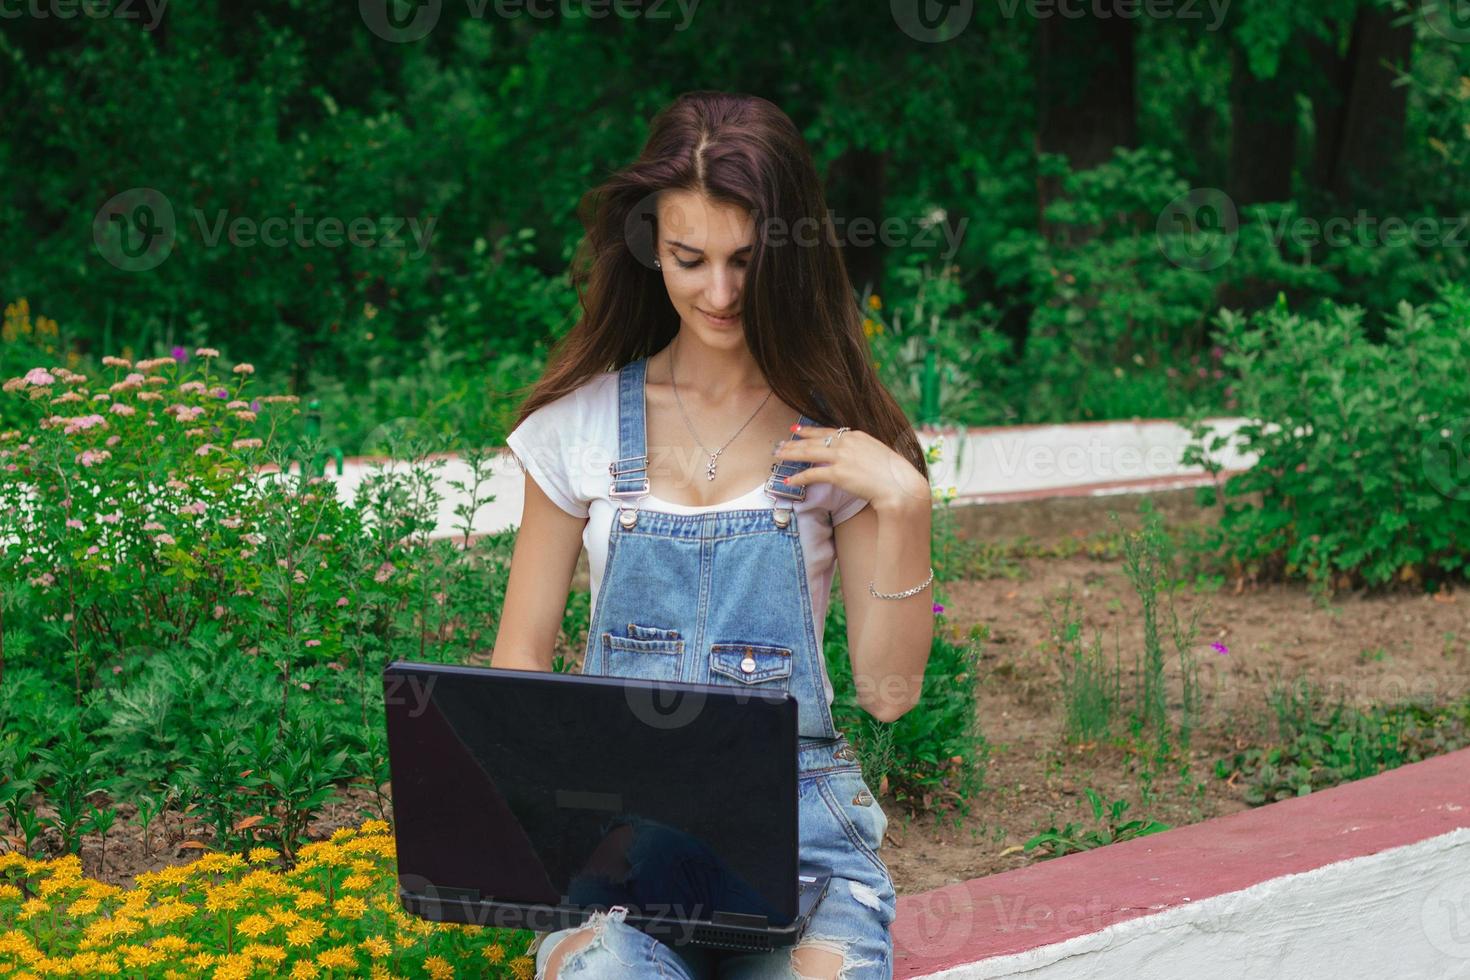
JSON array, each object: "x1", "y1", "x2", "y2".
[{"x1": 653, "y1": 258, "x2": 662, "y2": 269}]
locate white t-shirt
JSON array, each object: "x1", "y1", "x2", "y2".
[{"x1": 505, "y1": 368, "x2": 868, "y2": 707}]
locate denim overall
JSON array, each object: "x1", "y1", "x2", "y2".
[{"x1": 533, "y1": 355, "x2": 898, "y2": 979}]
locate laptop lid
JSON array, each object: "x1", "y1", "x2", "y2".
[{"x1": 383, "y1": 661, "x2": 803, "y2": 930}]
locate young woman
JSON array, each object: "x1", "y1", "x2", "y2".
[{"x1": 492, "y1": 90, "x2": 935, "y2": 980}]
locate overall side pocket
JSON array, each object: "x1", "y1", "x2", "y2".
[{"x1": 601, "y1": 632, "x2": 683, "y2": 681}]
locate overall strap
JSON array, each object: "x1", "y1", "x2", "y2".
[
  {"x1": 765, "y1": 410, "x2": 822, "y2": 504},
  {"x1": 608, "y1": 358, "x2": 650, "y2": 523}
]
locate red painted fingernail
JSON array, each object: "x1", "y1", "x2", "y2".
[
  {"x1": 781, "y1": 476, "x2": 789, "y2": 483},
  {"x1": 790, "y1": 423, "x2": 800, "y2": 432}
]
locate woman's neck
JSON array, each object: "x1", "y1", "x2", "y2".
[{"x1": 650, "y1": 330, "x2": 768, "y2": 404}]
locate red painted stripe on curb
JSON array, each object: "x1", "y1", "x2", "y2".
[{"x1": 891, "y1": 745, "x2": 1470, "y2": 975}]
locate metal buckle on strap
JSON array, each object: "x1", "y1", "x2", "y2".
[
  {"x1": 608, "y1": 478, "x2": 650, "y2": 499},
  {"x1": 766, "y1": 480, "x2": 805, "y2": 501},
  {"x1": 608, "y1": 455, "x2": 647, "y2": 477}
]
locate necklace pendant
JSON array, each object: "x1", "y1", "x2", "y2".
[{"x1": 706, "y1": 451, "x2": 720, "y2": 481}]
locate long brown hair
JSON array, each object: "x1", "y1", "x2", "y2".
[{"x1": 510, "y1": 90, "x2": 928, "y2": 480}]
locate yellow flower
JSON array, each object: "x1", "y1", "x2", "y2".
[
  {"x1": 315, "y1": 944, "x2": 358, "y2": 970},
  {"x1": 247, "y1": 847, "x2": 279, "y2": 864},
  {"x1": 285, "y1": 920, "x2": 326, "y2": 947},
  {"x1": 482, "y1": 942, "x2": 507, "y2": 963},
  {"x1": 423, "y1": 954, "x2": 455, "y2": 979},
  {"x1": 203, "y1": 882, "x2": 245, "y2": 913},
  {"x1": 507, "y1": 954, "x2": 537, "y2": 979},
  {"x1": 357, "y1": 818, "x2": 391, "y2": 836},
  {"x1": 289, "y1": 959, "x2": 321, "y2": 979},
  {"x1": 293, "y1": 889, "x2": 327, "y2": 911},
  {"x1": 335, "y1": 896, "x2": 368, "y2": 920},
  {"x1": 151, "y1": 935, "x2": 194, "y2": 954},
  {"x1": 236, "y1": 913, "x2": 275, "y2": 939},
  {"x1": 118, "y1": 944, "x2": 166, "y2": 969},
  {"x1": 868, "y1": 294, "x2": 882, "y2": 310},
  {"x1": 239, "y1": 942, "x2": 287, "y2": 967},
  {"x1": 68, "y1": 896, "x2": 102, "y2": 917},
  {"x1": 361, "y1": 936, "x2": 393, "y2": 958}
]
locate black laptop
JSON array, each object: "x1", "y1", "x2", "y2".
[{"x1": 382, "y1": 660, "x2": 832, "y2": 951}]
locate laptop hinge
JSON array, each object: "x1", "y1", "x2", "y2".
[{"x1": 710, "y1": 910, "x2": 769, "y2": 928}]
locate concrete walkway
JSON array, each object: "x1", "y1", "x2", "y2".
[{"x1": 272, "y1": 416, "x2": 1256, "y2": 539}]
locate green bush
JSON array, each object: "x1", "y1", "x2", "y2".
[
  {"x1": 0, "y1": 348, "x2": 517, "y2": 861},
  {"x1": 1216, "y1": 678, "x2": 1470, "y2": 805},
  {"x1": 824, "y1": 595, "x2": 989, "y2": 816},
  {"x1": 1183, "y1": 283, "x2": 1470, "y2": 591}
]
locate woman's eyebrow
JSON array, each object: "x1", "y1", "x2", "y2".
[{"x1": 665, "y1": 239, "x2": 753, "y2": 255}]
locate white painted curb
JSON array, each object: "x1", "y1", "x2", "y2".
[{"x1": 907, "y1": 827, "x2": 1470, "y2": 980}]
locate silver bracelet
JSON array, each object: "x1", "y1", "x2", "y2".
[{"x1": 869, "y1": 566, "x2": 935, "y2": 600}]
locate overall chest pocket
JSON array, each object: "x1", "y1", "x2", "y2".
[
  {"x1": 708, "y1": 642, "x2": 794, "y2": 686},
  {"x1": 601, "y1": 629, "x2": 683, "y2": 682}
]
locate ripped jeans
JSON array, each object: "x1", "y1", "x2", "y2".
[{"x1": 532, "y1": 739, "x2": 897, "y2": 979}]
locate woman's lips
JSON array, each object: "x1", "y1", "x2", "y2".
[{"x1": 701, "y1": 308, "x2": 741, "y2": 326}]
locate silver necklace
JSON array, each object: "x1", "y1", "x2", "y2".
[{"x1": 669, "y1": 335, "x2": 774, "y2": 481}]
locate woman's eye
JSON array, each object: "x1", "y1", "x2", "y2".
[{"x1": 670, "y1": 257, "x2": 748, "y2": 270}]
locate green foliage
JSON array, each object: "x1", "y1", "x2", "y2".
[
  {"x1": 992, "y1": 146, "x2": 1320, "y2": 423},
  {"x1": 1217, "y1": 678, "x2": 1470, "y2": 804},
  {"x1": 1041, "y1": 585, "x2": 1123, "y2": 745},
  {"x1": 861, "y1": 263, "x2": 1014, "y2": 426},
  {"x1": 0, "y1": 347, "x2": 518, "y2": 859},
  {"x1": 824, "y1": 597, "x2": 990, "y2": 816},
  {"x1": 1116, "y1": 502, "x2": 1206, "y2": 755},
  {"x1": 1023, "y1": 788, "x2": 1171, "y2": 858},
  {"x1": 1182, "y1": 283, "x2": 1470, "y2": 590}
]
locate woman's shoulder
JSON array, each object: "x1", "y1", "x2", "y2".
[{"x1": 536, "y1": 367, "x2": 618, "y2": 414}]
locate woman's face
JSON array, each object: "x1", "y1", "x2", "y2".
[{"x1": 655, "y1": 189, "x2": 754, "y2": 347}]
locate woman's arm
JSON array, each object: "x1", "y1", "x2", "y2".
[
  {"x1": 833, "y1": 490, "x2": 934, "y2": 722},
  {"x1": 490, "y1": 472, "x2": 589, "y2": 672}
]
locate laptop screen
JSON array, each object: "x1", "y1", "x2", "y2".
[{"x1": 384, "y1": 662, "x2": 801, "y2": 928}]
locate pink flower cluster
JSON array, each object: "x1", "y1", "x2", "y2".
[{"x1": 76, "y1": 449, "x2": 112, "y2": 467}]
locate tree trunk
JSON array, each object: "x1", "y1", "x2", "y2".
[
  {"x1": 1309, "y1": 3, "x2": 1413, "y2": 206},
  {"x1": 1035, "y1": 13, "x2": 1137, "y2": 240},
  {"x1": 1227, "y1": 43, "x2": 1298, "y2": 205},
  {"x1": 824, "y1": 147, "x2": 890, "y2": 297}
]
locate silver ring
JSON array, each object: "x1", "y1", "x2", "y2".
[{"x1": 824, "y1": 426, "x2": 850, "y2": 447}]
